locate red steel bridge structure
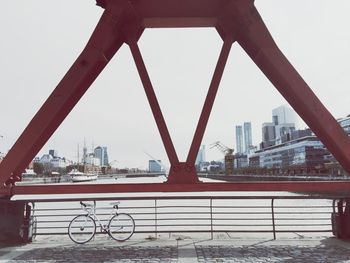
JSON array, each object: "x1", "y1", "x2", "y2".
[{"x1": 1, "y1": 0, "x2": 350, "y2": 197}]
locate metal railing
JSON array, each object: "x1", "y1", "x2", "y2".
[{"x1": 27, "y1": 195, "x2": 336, "y2": 240}]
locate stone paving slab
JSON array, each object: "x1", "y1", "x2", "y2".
[
  {"x1": 10, "y1": 245, "x2": 178, "y2": 263},
  {"x1": 1, "y1": 236, "x2": 350, "y2": 262},
  {"x1": 195, "y1": 241, "x2": 350, "y2": 263}
]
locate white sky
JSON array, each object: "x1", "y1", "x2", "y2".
[{"x1": 1, "y1": 0, "x2": 350, "y2": 169}]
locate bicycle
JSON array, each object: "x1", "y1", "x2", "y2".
[{"x1": 68, "y1": 201, "x2": 135, "y2": 244}]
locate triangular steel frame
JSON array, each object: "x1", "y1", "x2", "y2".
[{"x1": 1, "y1": 0, "x2": 350, "y2": 196}]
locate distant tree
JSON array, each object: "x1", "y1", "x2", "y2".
[
  {"x1": 42, "y1": 162, "x2": 53, "y2": 175},
  {"x1": 33, "y1": 162, "x2": 44, "y2": 175}
]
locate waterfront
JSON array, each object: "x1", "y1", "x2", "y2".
[
  {"x1": 11, "y1": 176, "x2": 335, "y2": 240},
  {"x1": 3, "y1": 176, "x2": 349, "y2": 262}
]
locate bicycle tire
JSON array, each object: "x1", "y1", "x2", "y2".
[
  {"x1": 68, "y1": 215, "x2": 96, "y2": 244},
  {"x1": 108, "y1": 213, "x2": 135, "y2": 241}
]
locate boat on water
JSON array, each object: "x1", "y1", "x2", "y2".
[
  {"x1": 22, "y1": 169, "x2": 37, "y2": 178},
  {"x1": 69, "y1": 169, "x2": 98, "y2": 182}
]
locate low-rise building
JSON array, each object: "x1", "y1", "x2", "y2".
[
  {"x1": 51, "y1": 157, "x2": 69, "y2": 168},
  {"x1": 338, "y1": 116, "x2": 350, "y2": 135},
  {"x1": 149, "y1": 160, "x2": 162, "y2": 173},
  {"x1": 234, "y1": 154, "x2": 248, "y2": 168},
  {"x1": 249, "y1": 136, "x2": 328, "y2": 172},
  {"x1": 85, "y1": 154, "x2": 101, "y2": 166}
]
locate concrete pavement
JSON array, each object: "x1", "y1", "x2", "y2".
[{"x1": 1, "y1": 233, "x2": 350, "y2": 262}]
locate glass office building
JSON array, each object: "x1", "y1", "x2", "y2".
[
  {"x1": 250, "y1": 136, "x2": 328, "y2": 170},
  {"x1": 235, "y1": 126, "x2": 243, "y2": 154},
  {"x1": 243, "y1": 122, "x2": 252, "y2": 154},
  {"x1": 195, "y1": 145, "x2": 206, "y2": 166},
  {"x1": 149, "y1": 160, "x2": 162, "y2": 172},
  {"x1": 94, "y1": 146, "x2": 109, "y2": 167}
]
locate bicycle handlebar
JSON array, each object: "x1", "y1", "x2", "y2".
[
  {"x1": 80, "y1": 201, "x2": 96, "y2": 208},
  {"x1": 80, "y1": 200, "x2": 120, "y2": 209}
]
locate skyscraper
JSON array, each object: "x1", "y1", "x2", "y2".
[
  {"x1": 272, "y1": 105, "x2": 297, "y2": 144},
  {"x1": 243, "y1": 122, "x2": 252, "y2": 154},
  {"x1": 272, "y1": 105, "x2": 297, "y2": 125},
  {"x1": 235, "y1": 126, "x2": 243, "y2": 154},
  {"x1": 195, "y1": 145, "x2": 206, "y2": 166},
  {"x1": 94, "y1": 146, "x2": 109, "y2": 166},
  {"x1": 262, "y1": 122, "x2": 275, "y2": 148}
]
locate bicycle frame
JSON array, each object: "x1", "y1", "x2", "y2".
[
  {"x1": 68, "y1": 201, "x2": 135, "y2": 244},
  {"x1": 81, "y1": 201, "x2": 118, "y2": 232}
]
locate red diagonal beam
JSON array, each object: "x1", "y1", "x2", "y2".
[
  {"x1": 128, "y1": 40, "x2": 179, "y2": 166},
  {"x1": 0, "y1": 5, "x2": 126, "y2": 186},
  {"x1": 187, "y1": 38, "x2": 233, "y2": 165},
  {"x1": 232, "y1": 4, "x2": 350, "y2": 175}
]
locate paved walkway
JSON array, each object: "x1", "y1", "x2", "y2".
[{"x1": 1, "y1": 234, "x2": 350, "y2": 262}]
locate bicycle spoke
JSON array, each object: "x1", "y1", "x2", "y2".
[
  {"x1": 68, "y1": 215, "x2": 96, "y2": 244},
  {"x1": 108, "y1": 213, "x2": 135, "y2": 241}
]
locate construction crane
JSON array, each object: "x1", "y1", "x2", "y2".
[{"x1": 210, "y1": 141, "x2": 234, "y2": 175}]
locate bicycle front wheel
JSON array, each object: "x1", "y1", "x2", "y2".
[
  {"x1": 108, "y1": 213, "x2": 135, "y2": 241},
  {"x1": 68, "y1": 215, "x2": 96, "y2": 244}
]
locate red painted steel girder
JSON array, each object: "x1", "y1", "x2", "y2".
[
  {"x1": 0, "y1": 3, "x2": 127, "y2": 187},
  {"x1": 9, "y1": 181, "x2": 350, "y2": 196},
  {"x1": 0, "y1": 0, "x2": 350, "y2": 195},
  {"x1": 96, "y1": 0, "x2": 237, "y2": 28}
]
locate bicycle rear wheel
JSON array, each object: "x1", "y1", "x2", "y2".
[
  {"x1": 68, "y1": 215, "x2": 96, "y2": 244},
  {"x1": 108, "y1": 213, "x2": 135, "y2": 241}
]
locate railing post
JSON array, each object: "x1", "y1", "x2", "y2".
[
  {"x1": 155, "y1": 199, "x2": 158, "y2": 239},
  {"x1": 210, "y1": 198, "x2": 213, "y2": 240},
  {"x1": 271, "y1": 198, "x2": 276, "y2": 240}
]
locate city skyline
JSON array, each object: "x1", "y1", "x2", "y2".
[{"x1": 1, "y1": 1, "x2": 350, "y2": 169}]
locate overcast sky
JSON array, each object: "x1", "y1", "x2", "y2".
[{"x1": 1, "y1": 1, "x2": 350, "y2": 169}]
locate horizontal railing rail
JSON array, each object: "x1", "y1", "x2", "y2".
[{"x1": 24, "y1": 195, "x2": 339, "y2": 240}]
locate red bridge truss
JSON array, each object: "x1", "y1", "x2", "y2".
[{"x1": 1, "y1": 0, "x2": 350, "y2": 196}]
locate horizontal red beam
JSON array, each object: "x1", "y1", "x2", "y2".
[
  {"x1": 143, "y1": 18, "x2": 218, "y2": 28},
  {"x1": 100, "y1": 0, "x2": 252, "y2": 28},
  {"x1": 8, "y1": 181, "x2": 350, "y2": 196}
]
